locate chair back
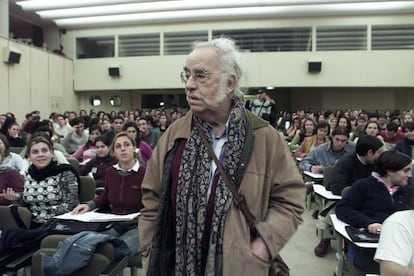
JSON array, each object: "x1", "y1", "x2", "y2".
[
  {"x1": 9, "y1": 147, "x2": 24, "y2": 155},
  {"x1": 67, "y1": 158, "x2": 80, "y2": 171},
  {"x1": 0, "y1": 206, "x2": 32, "y2": 230},
  {"x1": 79, "y1": 176, "x2": 96, "y2": 203}
]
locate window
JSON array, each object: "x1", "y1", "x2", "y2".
[
  {"x1": 89, "y1": 95, "x2": 102, "y2": 106},
  {"x1": 76, "y1": 36, "x2": 115, "y2": 59},
  {"x1": 164, "y1": 31, "x2": 208, "y2": 55},
  {"x1": 119, "y1": 33, "x2": 160, "y2": 57}
]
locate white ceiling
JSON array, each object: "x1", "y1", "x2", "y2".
[{"x1": 9, "y1": 0, "x2": 414, "y2": 29}]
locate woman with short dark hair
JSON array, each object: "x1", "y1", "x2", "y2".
[
  {"x1": 336, "y1": 150, "x2": 413, "y2": 274},
  {"x1": 78, "y1": 135, "x2": 117, "y2": 188}
]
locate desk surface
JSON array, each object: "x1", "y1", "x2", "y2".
[
  {"x1": 330, "y1": 214, "x2": 378, "y2": 249},
  {"x1": 313, "y1": 184, "x2": 342, "y2": 200},
  {"x1": 303, "y1": 171, "x2": 324, "y2": 179}
]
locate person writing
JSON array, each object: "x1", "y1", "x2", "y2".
[
  {"x1": 138, "y1": 37, "x2": 305, "y2": 275},
  {"x1": 72, "y1": 132, "x2": 146, "y2": 256}
]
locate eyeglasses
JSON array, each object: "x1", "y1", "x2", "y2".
[{"x1": 180, "y1": 69, "x2": 219, "y2": 84}]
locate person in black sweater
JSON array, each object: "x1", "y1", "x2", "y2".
[
  {"x1": 336, "y1": 150, "x2": 413, "y2": 274},
  {"x1": 329, "y1": 135, "x2": 384, "y2": 195},
  {"x1": 395, "y1": 121, "x2": 414, "y2": 158}
]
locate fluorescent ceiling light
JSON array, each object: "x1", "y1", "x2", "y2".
[
  {"x1": 15, "y1": 0, "x2": 141, "y2": 11},
  {"x1": 16, "y1": 0, "x2": 394, "y2": 12},
  {"x1": 36, "y1": 0, "x2": 317, "y2": 19},
  {"x1": 54, "y1": 2, "x2": 414, "y2": 28}
]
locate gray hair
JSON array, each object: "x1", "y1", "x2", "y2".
[{"x1": 192, "y1": 37, "x2": 244, "y2": 97}]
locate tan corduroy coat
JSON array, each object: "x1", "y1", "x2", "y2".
[{"x1": 138, "y1": 110, "x2": 306, "y2": 275}]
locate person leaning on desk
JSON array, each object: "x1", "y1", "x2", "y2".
[{"x1": 336, "y1": 150, "x2": 413, "y2": 274}]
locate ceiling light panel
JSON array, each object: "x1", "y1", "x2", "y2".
[
  {"x1": 53, "y1": 1, "x2": 414, "y2": 28},
  {"x1": 15, "y1": 0, "x2": 147, "y2": 11},
  {"x1": 37, "y1": 0, "x2": 333, "y2": 19}
]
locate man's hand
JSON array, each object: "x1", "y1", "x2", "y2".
[
  {"x1": 311, "y1": 165, "x2": 322, "y2": 173},
  {"x1": 367, "y1": 223, "x2": 382, "y2": 234},
  {"x1": 251, "y1": 237, "x2": 270, "y2": 262}
]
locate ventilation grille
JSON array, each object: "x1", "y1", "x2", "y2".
[
  {"x1": 164, "y1": 31, "x2": 208, "y2": 55},
  {"x1": 213, "y1": 27, "x2": 312, "y2": 52},
  {"x1": 119, "y1": 33, "x2": 160, "y2": 57},
  {"x1": 317, "y1": 26, "x2": 367, "y2": 51},
  {"x1": 372, "y1": 25, "x2": 414, "y2": 50}
]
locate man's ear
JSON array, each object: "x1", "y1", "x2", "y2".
[{"x1": 226, "y1": 74, "x2": 237, "y2": 94}]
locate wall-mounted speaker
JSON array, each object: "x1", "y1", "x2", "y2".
[
  {"x1": 3, "y1": 46, "x2": 21, "y2": 64},
  {"x1": 108, "y1": 66, "x2": 120, "y2": 77},
  {"x1": 308, "y1": 61, "x2": 322, "y2": 73}
]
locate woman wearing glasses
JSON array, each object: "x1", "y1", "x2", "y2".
[{"x1": 72, "y1": 132, "x2": 146, "y2": 256}]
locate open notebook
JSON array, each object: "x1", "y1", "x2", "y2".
[{"x1": 54, "y1": 211, "x2": 140, "y2": 222}]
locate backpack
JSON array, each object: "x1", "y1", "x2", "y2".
[{"x1": 0, "y1": 206, "x2": 48, "y2": 256}]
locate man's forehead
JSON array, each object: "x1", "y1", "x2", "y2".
[
  {"x1": 333, "y1": 135, "x2": 347, "y2": 140},
  {"x1": 185, "y1": 47, "x2": 218, "y2": 69}
]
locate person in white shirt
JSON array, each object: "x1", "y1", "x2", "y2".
[
  {"x1": 374, "y1": 208, "x2": 414, "y2": 275},
  {"x1": 53, "y1": 114, "x2": 71, "y2": 141}
]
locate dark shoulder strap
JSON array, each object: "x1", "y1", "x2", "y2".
[{"x1": 10, "y1": 206, "x2": 28, "y2": 230}]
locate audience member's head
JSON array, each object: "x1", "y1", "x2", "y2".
[
  {"x1": 356, "y1": 135, "x2": 383, "y2": 163},
  {"x1": 375, "y1": 151, "x2": 411, "y2": 178}
]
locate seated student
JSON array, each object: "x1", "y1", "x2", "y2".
[
  {"x1": 289, "y1": 117, "x2": 316, "y2": 151},
  {"x1": 72, "y1": 132, "x2": 146, "y2": 256},
  {"x1": 137, "y1": 116, "x2": 160, "y2": 149},
  {"x1": 0, "y1": 133, "x2": 24, "y2": 171},
  {"x1": 5, "y1": 121, "x2": 26, "y2": 147},
  {"x1": 374, "y1": 207, "x2": 414, "y2": 275},
  {"x1": 122, "y1": 121, "x2": 153, "y2": 167},
  {"x1": 0, "y1": 141, "x2": 24, "y2": 205},
  {"x1": 395, "y1": 121, "x2": 414, "y2": 159},
  {"x1": 78, "y1": 135, "x2": 117, "y2": 188},
  {"x1": 62, "y1": 117, "x2": 89, "y2": 154},
  {"x1": 380, "y1": 122, "x2": 404, "y2": 150},
  {"x1": 294, "y1": 122, "x2": 330, "y2": 158},
  {"x1": 330, "y1": 135, "x2": 384, "y2": 195},
  {"x1": 70, "y1": 124, "x2": 101, "y2": 162},
  {"x1": 336, "y1": 151, "x2": 413, "y2": 274},
  {"x1": 1, "y1": 135, "x2": 80, "y2": 228},
  {"x1": 299, "y1": 127, "x2": 355, "y2": 173}
]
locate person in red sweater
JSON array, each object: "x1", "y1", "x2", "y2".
[{"x1": 72, "y1": 132, "x2": 146, "y2": 256}]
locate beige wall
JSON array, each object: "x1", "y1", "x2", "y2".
[{"x1": 0, "y1": 37, "x2": 77, "y2": 123}]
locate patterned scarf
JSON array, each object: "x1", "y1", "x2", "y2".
[{"x1": 175, "y1": 97, "x2": 247, "y2": 275}]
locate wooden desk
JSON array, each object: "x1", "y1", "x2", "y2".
[{"x1": 330, "y1": 214, "x2": 378, "y2": 276}]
